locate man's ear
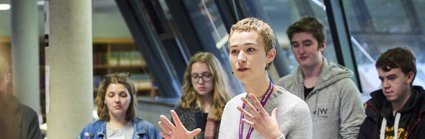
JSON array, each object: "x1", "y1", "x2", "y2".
[
  {"x1": 266, "y1": 48, "x2": 276, "y2": 64},
  {"x1": 319, "y1": 40, "x2": 326, "y2": 53},
  {"x1": 406, "y1": 71, "x2": 415, "y2": 84}
]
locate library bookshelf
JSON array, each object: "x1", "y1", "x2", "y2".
[{"x1": 93, "y1": 37, "x2": 156, "y2": 97}]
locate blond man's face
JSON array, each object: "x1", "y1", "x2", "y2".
[{"x1": 228, "y1": 30, "x2": 275, "y2": 84}]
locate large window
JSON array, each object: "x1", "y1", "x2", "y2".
[
  {"x1": 183, "y1": 0, "x2": 229, "y2": 55},
  {"x1": 259, "y1": 0, "x2": 338, "y2": 80},
  {"x1": 181, "y1": 0, "x2": 244, "y2": 94},
  {"x1": 260, "y1": 0, "x2": 425, "y2": 93},
  {"x1": 343, "y1": 0, "x2": 425, "y2": 93}
]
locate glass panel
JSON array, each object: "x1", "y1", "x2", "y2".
[
  {"x1": 183, "y1": 0, "x2": 228, "y2": 50},
  {"x1": 413, "y1": 0, "x2": 425, "y2": 31},
  {"x1": 365, "y1": 1, "x2": 412, "y2": 33},
  {"x1": 181, "y1": 0, "x2": 244, "y2": 94},
  {"x1": 343, "y1": 0, "x2": 425, "y2": 93},
  {"x1": 260, "y1": 0, "x2": 337, "y2": 78}
]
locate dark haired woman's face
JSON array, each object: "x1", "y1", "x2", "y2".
[{"x1": 104, "y1": 83, "x2": 131, "y2": 118}]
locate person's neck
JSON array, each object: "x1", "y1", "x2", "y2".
[
  {"x1": 108, "y1": 114, "x2": 127, "y2": 129},
  {"x1": 392, "y1": 87, "x2": 413, "y2": 114},
  {"x1": 201, "y1": 95, "x2": 212, "y2": 113},
  {"x1": 301, "y1": 58, "x2": 323, "y2": 88},
  {"x1": 244, "y1": 76, "x2": 271, "y2": 97}
]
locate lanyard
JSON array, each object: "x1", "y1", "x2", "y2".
[{"x1": 239, "y1": 81, "x2": 274, "y2": 139}]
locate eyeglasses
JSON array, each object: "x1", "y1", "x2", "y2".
[{"x1": 191, "y1": 72, "x2": 212, "y2": 83}]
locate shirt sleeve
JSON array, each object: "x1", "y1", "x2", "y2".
[
  {"x1": 285, "y1": 101, "x2": 312, "y2": 139},
  {"x1": 338, "y1": 79, "x2": 366, "y2": 139}
]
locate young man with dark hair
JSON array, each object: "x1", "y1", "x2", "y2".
[
  {"x1": 277, "y1": 16, "x2": 365, "y2": 139},
  {"x1": 358, "y1": 47, "x2": 425, "y2": 139}
]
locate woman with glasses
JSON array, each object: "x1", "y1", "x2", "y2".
[{"x1": 159, "y1": 52, "x2": 232, "y2": 139}]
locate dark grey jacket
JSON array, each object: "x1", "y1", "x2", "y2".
[
  {"x1": 0, "y1": 95, "x2": 42, "y2": 139},
  {"x1": 277, "y1": 58, "x2": 365, "y2": 139},
  {"x1": 173, "y1": 105, "x2": 220, "y2": 139},
  {"x1": 17, "y1": 103, "x2": 42, "y2": 139}
]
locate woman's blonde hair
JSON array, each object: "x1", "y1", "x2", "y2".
[
  {"x1": 95, "y1": 72, "x2": 137, "y2": 121},
  {"x1": 180, "y1": 52, "x2": 231, "y2": 121}
]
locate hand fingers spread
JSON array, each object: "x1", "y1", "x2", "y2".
[
  {"x1": 242, "y1": 96, "x2": 259, "y2": 116},
  {"x1": 242, "y1": 118, "x2": 255, "y2": 128},
  {"x1": 170, "y1": 110, "x2": 184, "y2": 128},
  {"x1": 189, "y1": 128, "x2": 202, "y2": 136},
  {"x1": 237, "y1": 106, "x2": 255, "y2": 119},
  {"x1": 248, "y1": 93, "x2": 268, "y2": 114},
  {"x1": 271, "y1": 107, "x2": 278, "y2": 119},
  {"x1": 159, "y1": 132, "x2": 171, "y2": 139},
  {"x1": 160, "y1": 115, "x2": 175, "y2": 129},
  {"x1": 158, "y1": 121, "x2": 172, "y2": 134}
]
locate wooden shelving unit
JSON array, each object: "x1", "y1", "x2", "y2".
[{"x1": 93, "y1": 37, "x2": 156, "y2": 96}]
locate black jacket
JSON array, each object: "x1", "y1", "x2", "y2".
[
  {"x1": 358, "y1": 86, "x2": 425, "y2": 139},
  {"x1": 173, "y1": 105, "x2": 220, "y2": 139},
  {"x1": 0, "y1": 94, "x2": 42, "y2": 139}
]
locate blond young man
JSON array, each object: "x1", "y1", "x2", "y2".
[{"x1": 158, "y1": 17, "x2": 312, "y2": 139}]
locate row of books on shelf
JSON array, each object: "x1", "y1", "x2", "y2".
[
  {"x1": 93, "y1": 51, "x2": 145, "y2": 66},
  {"x1": 93, "y1": 74, "x2": 153, "y2": 91}
]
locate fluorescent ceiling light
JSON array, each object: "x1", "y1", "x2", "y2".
[
  {"x1": 0, "y1": 4, "x2": 10, "y2": 11},
  {"x1": 37, "y1": 1, "x2": 45, "y2": 6}
]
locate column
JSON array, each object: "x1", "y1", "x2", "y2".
[
  {"x1": 11, "y1": 0, "x2": 40, "y2": 115},
  {"x1": 47, "y1": 0, "x2": 93, "y2": 138}
]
